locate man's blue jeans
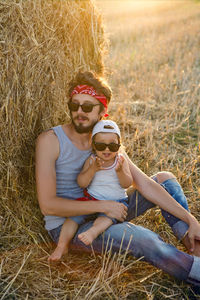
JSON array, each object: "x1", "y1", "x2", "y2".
[{"x1": 48, "y1": 178, "x2": 200, "y2": 286}]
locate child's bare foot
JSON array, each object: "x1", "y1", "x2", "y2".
[
  {"x1": 78, "y1": 228, "x2": 97, "y2": 246},
  {"x1": 182, "y1": 233, "x2": 200, "y2": 257},
  {"x1": 48, "y1": 245, "x2": 68, "y2": 262}
]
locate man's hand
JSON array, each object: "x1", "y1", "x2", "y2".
[
  {"x1": 102, "y1": 200, "x2": 128, "y2": 222},
  {"x1": 187, "y1": 217, "x2": 200, "y2": 253}
]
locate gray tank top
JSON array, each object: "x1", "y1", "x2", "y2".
[{"x1": 44, "y1": 125, "x2": 91, "y2": 230}]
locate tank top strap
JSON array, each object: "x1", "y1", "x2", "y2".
[{"x1": 51, "y1": 125, "x2": 67, "y2": 159}]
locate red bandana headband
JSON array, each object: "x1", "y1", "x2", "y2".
[{"x1": 70, "y1": 85, "x2": 108, "y2": 117}]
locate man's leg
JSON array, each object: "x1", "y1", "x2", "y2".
[
  {"x1": 71, "y1": 221, "x2": 200, "y2": 286},
  {"x1": 155, "y1": 172, "x2": 200, "y2": 256},
  {"x1": 155, "y1": 172, "x2": 189, "y2": 240},
  {"x1": 48, "y1": 220, "x2": 200, "y2": 285},
  {"x1": 127, "y1": 171, "x2": 200, "y2": 256}
]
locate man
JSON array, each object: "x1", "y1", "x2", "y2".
[{"x1": 36, "y1": 71, "x2": 200, "y2": 286}]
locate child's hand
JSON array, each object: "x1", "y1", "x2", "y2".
[
  {"x1": 115, "y1": 155, "x2": 124, "y2": 172},
  {"x1": 89, "y1": 155, "x2": 104, "y2": 172}
]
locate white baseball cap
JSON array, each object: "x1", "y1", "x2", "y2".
[{"x1": 92, "y1": 120, "x2": 121, "y2": 138}]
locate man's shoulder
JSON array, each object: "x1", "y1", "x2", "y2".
[
  {"x1": 36, "y1": 129, "x2": 59, "y2": 148},
  {"x1": 38, "y1": 128, "x2": 57, "y2": 138},
  {"x1": 36, "y1": 129, "x2": 60, "y2": 160}
]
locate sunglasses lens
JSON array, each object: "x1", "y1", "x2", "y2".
[
  {"x1": 81, "y1": 104, "x2": 93, "y2": 113},
  {"x1": 94, "y1": 142, "x2": 106, "y2": 151},
  {"x1": 108, "y1": 143, "x2": 120, "y2": 152},
  {"x1": 68, "y1": 102, "x2": 79, "y2": 111},
  {"x1": 68, "y1": 102, "x2": 94, "y2": 113}
]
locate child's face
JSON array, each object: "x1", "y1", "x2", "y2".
[{"x1": 93, "y1": 132, "x2": 120, "y2": 162}]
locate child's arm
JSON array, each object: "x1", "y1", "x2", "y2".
[
  {"x1": 77, "y1": 155, "x2": 103, "y2": 188},
  {"x1": 115, "y1": 154, "x2": 133, "y2": 188}
]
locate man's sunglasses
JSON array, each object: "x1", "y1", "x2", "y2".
[
  {"x1": 93, "y1": 142, "x2": 121, "y2": 152},
  {"x1": 68, "y1": 102, "x2": 100, "y2": 113}
]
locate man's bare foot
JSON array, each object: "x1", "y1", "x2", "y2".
[
  {"x1": 182, "y1": 233, "x2": 200, "y2": 257},
  {"x1": 78, "y1": 228, "x2": 97, "y2": 246},
  {"x1": 48, "y1": 245, "x2": 68, "y2": 262}
]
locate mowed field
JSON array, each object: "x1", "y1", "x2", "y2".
[
  {"x1": 96, "y1": 0, "x2": 200, "y2": 187},
  {"x1": 1, "y1": 1, "x2": 200, "y2": 299}
]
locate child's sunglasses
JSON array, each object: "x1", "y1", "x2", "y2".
[
  {"x1": 93, "y1": 142, "x2": 120, "y2": 152},
  {"x1": 68, "y1": 102, "x2": 100, "y2": 113}
]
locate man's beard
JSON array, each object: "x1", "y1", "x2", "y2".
[{"x1": 71, "y1": 116, "x2": 98, "y2": 134}]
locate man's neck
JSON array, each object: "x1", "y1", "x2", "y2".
[{"x1": 62, "y1": 123, "x2": 92, "y2": 151}]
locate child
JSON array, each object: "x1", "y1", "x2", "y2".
[{"x1": 48, "y1": 120, "x2": 133, "y2": 262}]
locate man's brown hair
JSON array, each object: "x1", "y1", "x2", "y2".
[{"x1": 68, "y1": 71, "x2": 112, "y2": 104}]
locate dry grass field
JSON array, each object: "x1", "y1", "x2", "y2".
[{"x1": 1, "y1": 0, "x2": 200, "y2": 299}]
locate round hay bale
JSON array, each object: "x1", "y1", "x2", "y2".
[{"x1": 0, "y1": 0, "x2": 106, "y2": 246}]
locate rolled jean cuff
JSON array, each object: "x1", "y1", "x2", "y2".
[
  {"x1": 188, "y1": 256, "x2": 200, "y2": 283},
  {"x1": 172, "y1": 220, "x2": 189, "y2": 241}
]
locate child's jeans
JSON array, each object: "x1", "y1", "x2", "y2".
[{"x1": 48, "y1": 177, "x2": 200, "y2": 286}]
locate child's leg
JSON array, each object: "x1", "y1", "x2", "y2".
[
  {"x1": 48, "y1": 218, "x2": 78, "y2": 262},
  {"x1": 78, "y1": 216, "x2": 113, "y2": 246}
]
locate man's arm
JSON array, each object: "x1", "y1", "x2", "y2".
[
  {"x1": 124, "y1": 152, "x2": 200, "y2": 250},
  {"x1": 35, "y1": 131, "x2": 127, "y2": 221}
]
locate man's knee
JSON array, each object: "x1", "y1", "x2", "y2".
[{"x1": 156, "y1": 171, "x2": 176, "y2": 184}]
